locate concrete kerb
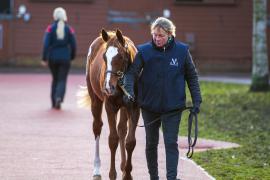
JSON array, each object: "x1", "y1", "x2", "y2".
[{"x1": 178, "y1": 137, "x2": 240, "y2": 180}]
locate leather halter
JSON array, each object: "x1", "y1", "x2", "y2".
[
  {"x1": 105, "y1": 43, "x2": 130, "y2": 81},
  {"x1": 104, "y1": 43, "x2": 135, "y2": 100}
]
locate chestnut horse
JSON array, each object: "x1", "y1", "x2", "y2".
[{"x1": 78, "y1": 29, "x2": 140, "y2": 180}]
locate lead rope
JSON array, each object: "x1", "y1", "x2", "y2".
[
  {"x1": 137, "y1": 107, "x2": 198, "y2": 158},
  {"x1": 118, "y1": 77, "x2": 135, "y2": 102},
  {"x1": 186, "y1": 109, "x2": 198, "y2": 158}
]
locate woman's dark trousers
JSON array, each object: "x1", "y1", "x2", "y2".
[
  {"x1": 141, "y1": 109, "x2": 182, "y2": 180},
  {"x1": 48, "y1": 61, "x2": 70, "y2": 107}
]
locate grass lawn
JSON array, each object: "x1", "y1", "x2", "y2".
[{"x1": 180, "y1": 82, "x2": 270, "y2": 180}]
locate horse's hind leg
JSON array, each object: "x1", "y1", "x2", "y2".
[
  {"x1": 123, "y1": 107, "x2": 140, "y2": 180},
  {"x1": 118, "y1": 107, "x2": 128, "y2": 172},
  {"x1": 87, "y1": 78, "x2": 103, "y2": 178}
]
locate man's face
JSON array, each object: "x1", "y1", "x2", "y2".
[{"x1": 152, "y1": 27, "x2": 170, "y2": 47}]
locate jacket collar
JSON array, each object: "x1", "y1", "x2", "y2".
[{"x1": 151, "y1": 36, "x2": 175, "y2": 52}]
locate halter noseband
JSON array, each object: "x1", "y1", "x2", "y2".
[{"x1": 105, "y1": 70, "x2": 124, "y2": 79}]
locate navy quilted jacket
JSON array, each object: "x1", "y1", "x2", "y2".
[
  {"x1": 42, "y1": 21, "x2": 76, "y2": 63},
  {"x1": 124, "y1": 38, "x2": 202, "y2": 113}
]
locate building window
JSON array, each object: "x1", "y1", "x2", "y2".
[
  {"x1": 175, "y1": 0, "x2": 236, "y2": 5},
  {"x1": 0, "y1": 0, "x2": 12, "y2": 15},
  {"x1": 0, "y1": 0, "x2": 13, "y2": 19}
]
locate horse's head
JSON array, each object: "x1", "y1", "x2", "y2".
[{"x1": 102, "y1": 29, "x2": 134, "y2": 96}]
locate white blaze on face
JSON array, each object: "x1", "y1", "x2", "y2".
[{"x1": 105, "y1": 46, "x2": 118, "y2": 90}]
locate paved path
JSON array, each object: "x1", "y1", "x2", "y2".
[{"x1": 0, "y1": 73, "x2": 239, "y2": 180}]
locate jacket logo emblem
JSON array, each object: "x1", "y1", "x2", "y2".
[{"x1": 170, "y1": 58, "x2": 178, "y2": 66}]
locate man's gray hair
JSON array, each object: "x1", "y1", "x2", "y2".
[{"x1": 151, "y1": 17, "x2": 176, "y2": 37}]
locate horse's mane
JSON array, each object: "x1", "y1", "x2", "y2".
[
  {"x1": 86, "y1": 31, "x2": 137, "y2": 75},
  {"x1": 125, "y1": 38, "x2": 137, "y2": 63},
  {"x1": 104, "y1": 31, "x2": 137, "y2": 55},
  {"x1": 87, "y1": 31, "x2": 134, "y2": 61}
]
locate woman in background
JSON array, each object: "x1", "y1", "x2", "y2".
[{"x1": 42, "y1": 7, "x2": 76, "y2": 109}]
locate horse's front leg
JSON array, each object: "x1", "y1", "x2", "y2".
[
  {"x1": 105, "y1": 102, "x2": 119, "y2": 180},
  {"x1": 93, "y1": 136, "x2": 102, "y2": 180},
  {"x1": 118, "y1": 107, "x2": 128, "y2": 171},
  {"x1": 123, "y1": 107, "x2": 140, "y2": 180}
]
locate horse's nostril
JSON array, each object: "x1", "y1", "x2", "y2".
[
  {"x1": 111, "y1": 85, "x2": 115, "y2": 91},
  {"x1": 109, "y1": 82, "x2": 115, "y2": 91},
  {"x1": 104, "y1": 88, "x2": 109, "y2": 94}
]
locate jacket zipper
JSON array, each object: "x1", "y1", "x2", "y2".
[{"x1": 161, "y1": 46, "x2": 166, "y2": 112}]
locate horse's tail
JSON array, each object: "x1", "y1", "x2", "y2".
[{"x1": 76, "y1": 86, "x2": 91, "y2": 108}]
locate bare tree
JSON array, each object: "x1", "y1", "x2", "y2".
[{"x1": 251, "y1": 0, "x2": 269, "y2": 91}]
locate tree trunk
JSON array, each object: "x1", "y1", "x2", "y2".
[{"x1": 251, "y1": 0, "x2": 269, "y2": 91}]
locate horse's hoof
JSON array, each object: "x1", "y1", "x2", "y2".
[
  {"x1": 109, "y1": 175, "x2": 117, "y2": 180},
  {"x1": 122, "y1": 174, "x2": 133, "y2": 180},
  {"x1": 93, "y1": 175, "x2": 102, "y2": 180},
  {"x1": 109, "y1": 171, "x2": 117, "y2": 180}
]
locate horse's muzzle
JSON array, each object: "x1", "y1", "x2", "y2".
[{"x1": 103, "y1": 85, "x2": 116, "y2": 96}]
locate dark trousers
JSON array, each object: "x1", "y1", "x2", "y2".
[
  {"x1": 141, "y1": 109, "x2": 182, "y2": 180},
  {"x1": 48, "y1": 61, "x2": 70, "y2": 106}
]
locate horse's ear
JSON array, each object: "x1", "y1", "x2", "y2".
[
  {"x1": 116, "y1": 29, "x2": 125, "y2": 47},
  {"x1": 101, "y1": 28, "x2": 109, "y2": 42}
]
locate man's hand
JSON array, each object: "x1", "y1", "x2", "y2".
[
  {"x1": 191, "y1": 104, "x2": 200, "y2": 114},
  {"x1": 123, "y1": 94, "x2": 135, "y2": 106}
]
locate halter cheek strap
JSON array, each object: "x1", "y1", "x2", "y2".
[
  {"x1": 104, "y1": 43, "x2": 134, "y2": 99},
  {"x1": 104, "y1": 43, "x2": 130, "y2": 79}
]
